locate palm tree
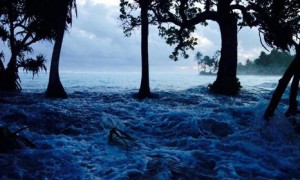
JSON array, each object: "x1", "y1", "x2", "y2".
[
  {"x1": 0, "y1": 0, "x2": 50, "y2": 92},
  {"x1": 45, "y1": 0, "x2": 77, "y2": 98},
  {"x1": 194, "y1": 52, "x2": 203, "y2": 74}
]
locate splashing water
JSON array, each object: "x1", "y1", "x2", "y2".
[{"x1": 0, "y1": 72, "x2": 299, "y2": 179}]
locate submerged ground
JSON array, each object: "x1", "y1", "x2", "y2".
[{"x1": 0, "y1": 73, "x2": 299, "y2": 179}]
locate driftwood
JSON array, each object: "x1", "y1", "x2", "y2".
[
  {"x1": 0, "y1": 126, "x2": 35, "y2": 152},
  {"x1": 109, "y1": 128, "x2": 140, "y2": 149}
]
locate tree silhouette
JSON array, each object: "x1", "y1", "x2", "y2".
[
  {"x1": 120, "y1": 0, "x2": 158, "y2": 99},
  {"x1": 0, "y1": 52, "x2": 4, "y2": 90},
  {"x1": 250, "y1": 0, "x2": 300, "y2": 119},
  {"x1": 45, "y1": 0, "x2": 77, "y2": 98},
  {"x1": 154, "y1": 0, "x2": 256, "y2": 95},
  {"x1": 0, "y1": 0, "x2": 50, "y2": 91},
  {"x1": 194, "y1": 51, "x2": 219, "y2": 74},
  {"x1": 194, "y1": 52, "x2": 203, "y2": 73},
  {"x1": 120, "y1": 0, "x2": 253, "y2": 95},
  {"x1": 237, "y1": 50, "x2": 294, "y2": 75}
]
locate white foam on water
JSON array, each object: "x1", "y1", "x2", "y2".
[{"x1": 0, "y1": 72, "x2": 299, "y2": 179}]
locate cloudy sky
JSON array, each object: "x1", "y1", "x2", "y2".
[{"x1": 9, "y1": 0, "x2": 265, "y2": 73}]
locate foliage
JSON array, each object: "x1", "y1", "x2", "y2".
[
  {"x1": 119, "y1": 0, "x2": 157, "y2": 36},
  {"x1": 0, "y1": 0, "x2": 76, "y2": 92},
  {"x1": 251, "y1": 0, "x2": 300, "y2": 120},
  {"x1": 119, "y1": 0, "x2": 201, "y2": 61},
  {"x1": 18, "y1": 55, "x2": 47, "y2": 77},
  {"x1": 194, "y1": 51, "x2": 203, "y2": 72},
  {"x1": 194, "y1": 50, "x2": 220, "y2": 74},
  {"x1": 249, "y1": 0, "x2": 300, "y2": 50},
  {"x1": 0, "y1": 0, "x2": 55, "y2": 51},
  {"x1": 0, "y1": 0, "x2": 54, "y2": 91},
  {"x1": 153, "y1": 0, "x2": 254, "y2": 60},
  {"x1": 237, "y1": 49, "x2": 295, "y2": 75},
  {"x1": 158, "y1": 24, "x2": 197, "y2": 61}
]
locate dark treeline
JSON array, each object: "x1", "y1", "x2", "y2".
[
  {"x1": 237, "y1": 49, "x2": 295, "y2": 75},
  {"x1": 0, "y1": 0, "x2": 299, "y2": 119},
  {"x1": 195, "y1": 49, "x2": 295, "y2": 75}
]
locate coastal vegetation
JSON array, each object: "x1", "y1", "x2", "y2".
[
  {"x1": 0, "y1": 0, "x2": 299, "y2": 114},
  {"x1": 237, "y1": 49, "x2": 295, "y2": 75}
]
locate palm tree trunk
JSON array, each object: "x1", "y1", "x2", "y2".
[
  {"x1": 0, "y1": 58, "x2": 4, "y2": 71},
  {"x1": 138, "y1": 0, "x2": 151, "y2": 99},
  {"x1": 286, "y1": 69, "x2": 300, "y2": 116},
  {"x1": 45, "y1": 6, "x2": 67, "y2": 98},
  {"x1": 0, "y1": 58, "x2": 5, "y2": 90},
  {"x1": 1, "y1": 12, "x2": 21, "y2": 92},
  {"x1": 0, "y1": 59, "x2": 4, "y2": 90},
  {"x1": 4, "y1": 54, "x2": 20, "y2": 91},
  {"x1": 286, "y1": 45, "x2": 300, "y2": 116}
]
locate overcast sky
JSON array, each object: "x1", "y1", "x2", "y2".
[{"x1": 6, "y1": 0, "x2": 265, "y2": 73}]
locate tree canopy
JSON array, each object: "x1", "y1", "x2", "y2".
[
  {"x1": 249, "y1": 0, "x2": 300, "y2": 50},
  {"x1": 0, "y1": 0, "x2": 77, "y2": 92},
  {"x1": 0, "y1": 0, "x2": 53, "y2": 91},
  {"x1": 250, "y1": 0, "x2": 300, "y2": 119}
]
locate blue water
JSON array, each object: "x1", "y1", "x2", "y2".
[{"x1": 0, "y1": 72, "x2": 299, "y2": 179}]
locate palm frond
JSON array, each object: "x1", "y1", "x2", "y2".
[{"x1": 18, "y1": 54, "x2": 47, "y2": 77}]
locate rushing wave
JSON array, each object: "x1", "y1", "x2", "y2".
[{"x1": 0, "y1": 72, "x2": 299, "y2": 179}]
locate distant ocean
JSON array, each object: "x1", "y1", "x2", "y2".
[
  {"x1": 1, "y1": 72, "x2": 300, "y2": 179},
  {"x1": 20, "y1": 71, "x2": 281, "y2": 93}
]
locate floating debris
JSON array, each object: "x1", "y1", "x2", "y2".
[
  {"x1": 0, "y1": 126, "x2": 36, "y2": 152},
  {"x1": 109, "y1": 128, "x2": 140, "y2": 149}
]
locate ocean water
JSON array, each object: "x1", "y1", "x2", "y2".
[{"x1": 0, "y1": 72, "x2": 299, "y2": 179}]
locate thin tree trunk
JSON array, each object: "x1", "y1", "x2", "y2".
[
  {"x1": 286, "y1": 69, "x2": 300, "y2": 116},
  {"x1": 1, "y1": 10, "x2": 21, "y2": 92},
  {"x1": 3, "y1": 54, "x2": 20, "y2": 91},
  {"x1": 264, "y1": 46, "x2": 300, "y2": 120},
  {"x1": 0, "y1": 59, "x2": 4, "y2": 90},
  {"x1": 4, "y1": 21, "x2": 20, "y2": 91},
  {"x1": 138, "y1": 0, "x2": 151, "y2": 99},
  {"x1": 45, "y1": 6, "x2": 67, "y2": 98},
  {"x1": 0, "y1": 58, "x2": 4, "y2": 71}
]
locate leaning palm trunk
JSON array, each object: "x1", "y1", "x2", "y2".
[
  {"x1": 286, "y1": 64, "x2": 300, "y2": 115},
  {"x1": 45, "y1": 5, "x2": 68, "y2": 98},
  {"x1": 0, "y1": 57, "x2": 5, "y2": 90},
  {"x1": 264, "y1": 45, "x2": 300, "y2": 120}
]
